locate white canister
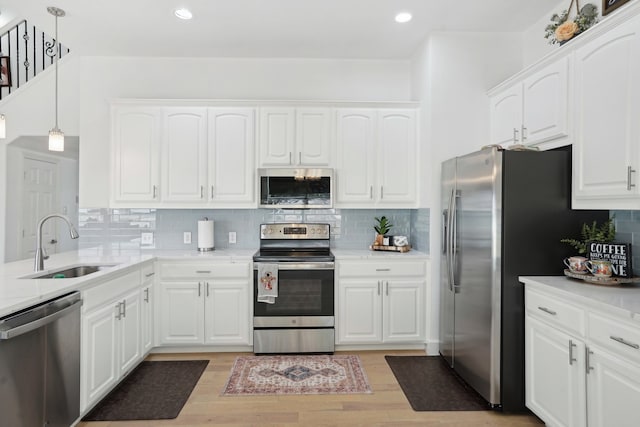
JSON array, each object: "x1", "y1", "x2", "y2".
[{"x1": 197, "y1": 219, "x2": 215, "y2": 251}]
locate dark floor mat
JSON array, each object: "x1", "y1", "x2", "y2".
[
  {"x1": 385, "y1": 355, "x2": 490, "y2": 411},
  {"x1": 82, "y1": 360, "x2": 208, "y2": 421}
]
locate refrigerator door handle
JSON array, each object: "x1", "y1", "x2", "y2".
[
  {"x1": 450, "y1": 189, "x2": 460, "y2": 291},
  {"x1": 447, "y1": 189, "x2": 455, "y2": 291}
]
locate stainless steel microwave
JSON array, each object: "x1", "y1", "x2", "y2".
[{"x1": 258, "y1": 168, "x2": 333, "y2": 209}]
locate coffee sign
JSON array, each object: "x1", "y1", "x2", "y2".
[{"x1": 588, "y1": 242, "x2": 633, "y2": 278}]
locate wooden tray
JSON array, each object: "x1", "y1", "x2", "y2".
[
  {"x1": 370, "y1": 244, "x2": 412, "y2": 253},
  {"x1": 563, "y1": 269, "x2": 640, "y2": 286}
]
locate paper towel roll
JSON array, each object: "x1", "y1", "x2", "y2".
[{"x1": 197, "y1": 220, "x2": 214, "y2": 251}]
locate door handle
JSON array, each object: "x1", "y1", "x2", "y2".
[
  {"x1": 206, "y1": 282, "x2": 210, "y2": 297},
  {"x1": 628, "y1": 166, "x2": 636, "y2": 191},
  {"x1": 385, "y1": 281, "x2": 389, "y2": 296},
  {"x1": 610, "y1": 335, "x2": 640, "y2": 350},
  {"x1": 122, "y1": 300, "x2": 126, "y2": 318},
  {"x1": 569, "y1": 340, "x2": 577, "y2": 365},
  {"x1": 198, "y1": 282, "x2": 202, "y2": 297},
  {"x1": 538, "y1": 306, "x2": 557, "y2": 316},
  {"x1": 586, "y1": 347, "x2": 594, "y2": 374},
  {"x1": 521, "y1": 125, "x2": 527, "y2": 141},
  {"x1": 144, "y1": 288, "x2": 150, "y2": 303},
  {"x1": 513, "y1": 128, "x2": 519, "y2": 143},
  {"x1": 115, "y1": 302, "x2": 122, "y2": 320},
  {"x1": 49, "y1": 239, "x2": 57, "y2": 244},
  {"x1": 153, "y1": 185, "x2": 157, "y2": 199},
  {"x1": 211, "y1": 186, "x2": 215, "y2": 198},
  {"x1": 377, "y1": 281, "x2": 381, "y2": 296},
  {"x1": 200, "y1": 185, "x2": 204, "y2": 199}
]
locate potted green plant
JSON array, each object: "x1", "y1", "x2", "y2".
[
  {"x1": 561, "y1": 218, "x2": 616, "y2": 255},
  {"x1": 374, "y1": 216, "x2": 393, "y2": 245}
]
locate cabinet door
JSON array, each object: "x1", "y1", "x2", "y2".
[
  {"x1": 81, "y1": 302, "x2": 119, "y2": 411},
  {"x1": 337, "y1": 279, "x2": 382, "y2": 344},
  {"x1": 259, "y1": 107, "x2": 295, "y2": 166},
  {"x1": 587, "y1": 346, "x2": 640, "y2": 427},
  {"x1": 335, "y1": 109, "x2": 376, "y2": 205},
  {"x1": 162, "y1": 108, "x2": 208, "y2": 202},
  {"x1": 208, "y1": 108, "x2": 255, "y2": 205},
  {"x1": 574, "y1": 16, "x2": 640, "y2": 201},
  {"x1": 158, "y1": 282, "x2": 204, "y2": 345},
  {"x1": 296, "y1": 108, "x2": 332, "y2": 166},
  {"x1": 204, "y1": 280, "x2": 250, "y2": 345},
  {"x1": 377, "y1": 109, "x2": 417, "y2": 206},
  {"x1": 522, "y1": 57, "x2": 569, "y2": 144},
  {"x1": 119, "y1": 289, "x2": 142, "y2": 376},
  {"x1": 141, "y1": 284, "x2": 154, "y2": 354},
  {"x1": 112, "y1": 107, "x2": 161, "y2": 202},
  {"x1": 525, "y1": 317, "x2": 586, "y2": 427},
  {"x1": 383, "y1": 279, "x2": 424, "y2": 342},
  {"x1": 490, "y1": 85, "x2": 523, "y2": 147}
]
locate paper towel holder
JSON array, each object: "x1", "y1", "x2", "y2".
[{"x1": 197, "y1": 217, "x2": 215, "y2": 252}]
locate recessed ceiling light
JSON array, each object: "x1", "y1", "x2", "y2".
[
  {"x1": 174, "y1": 8, "x2": 193, "y2": 20},
  {"x1": 395, "y1": 12, "x2": 412, "y2": 23}
]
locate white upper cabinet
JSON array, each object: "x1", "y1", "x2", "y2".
[
  {"x1": 573, "y1": 15, "x2": 640, "y2": 208},
  {"x1": 336, "y1": 108, "x2": 417, "y2": 207},
  {"x1": 490, "y1": 57, "x2": 569, "y2": 147},
  {"x1": 258, "y1": 107, "x2": 332, "y2": 167},
  {"x1": 112, "y1": 106, "x2": 161, "y2": 202},
  {"x1": 207, "y1": 108, "x2": 255, "y2": 205},
  {"x1": 161, "y1": 108, "x2": 208, "y2": 202}
]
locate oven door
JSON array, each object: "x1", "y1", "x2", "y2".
[{"x1": 253, "y1": 262, "x2": 334, "y2": 327}]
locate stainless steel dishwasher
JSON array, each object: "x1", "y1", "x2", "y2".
[{"x1": 0, "y1": 291, "x2": 82, "y2": 427}]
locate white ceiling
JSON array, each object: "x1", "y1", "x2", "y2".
[{"x1": 0, "y1": 0, "x2": 560, "y2": 59}]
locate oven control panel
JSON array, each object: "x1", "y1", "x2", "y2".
[{"x1": 260, "y1": 223, "x2": 330, "y2": 240}]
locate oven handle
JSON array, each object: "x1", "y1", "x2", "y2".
[{"x1": 253, "y1": 262, "x2": 335, "y2": 270}]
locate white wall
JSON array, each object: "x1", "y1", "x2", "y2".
[
  {"x1": 411, "y1": 32, "x2": 523, "y2": 354},
  {"x1": 78, "y1": 56, "x2": 413, "y2": 207},
  {"x1": 0, "y1": 56, "x2": 80, "y2": 262}
]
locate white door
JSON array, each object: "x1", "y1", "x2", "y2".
[
  {"x1": 383, "y1": 280, "x2": 424, "y2": 342},
  {"x1": 21, "y1": 157, "x2": 57, "y2": 259},
  {"x1": 81, "y1": 303, "x2": 119, "y2": 411},
  {"x1": 118, "y1": 289, "x2": 142, "y2": 376},
  {"x1": 525, "y1": 317, "x2": 586, "y2": 427},
  {"x1": 296, "y1": 108, "x2": 332, "y2": 166},
  {"x1": 490, "y1": 85, "x2": 523, "y2": 147},
  {"x1": 335, "y1": 109, "x2": 376, "y2": 205},
  {"x1": 112, "y1": 107, "x2": 161, "y2": 202},
  {"x1": 522, "y1": 57, "x2": 569, "y2": 144},
  {"x1": 158, "y1": 282, "x2": 204, "y2": 345},
  {"x1": 587, "y1": 346, "x2": 640, "y2": 427},
  {"x1": 208, "y1": 108, "x2": 255, "y2": 205},
  {"x1": 337, "y1": 279, "x2": 382, "y2": 344},
  {"x1": 377, "y1": 109, "x2": 417, "y2": 206},
  {"x1": 162, "y1": 108, "x2": 208, "y2": 202},
  {"x1": 258, "y1": 107, "x2": 295, "y2": 166},
  {"x1": 204, "y1": 280, "x2": 250, "y2": 345},
  {"x1": 573, "y1": 16, "x2": 640, "y2": 200}
]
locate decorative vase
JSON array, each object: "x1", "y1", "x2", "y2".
[{"x1": 374, "y1": 234, "x2": 384, "y2": 246}]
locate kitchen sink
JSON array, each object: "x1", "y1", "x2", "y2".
[{"x1": 25, "y1": 264, "x2": 118, "y2": 279}]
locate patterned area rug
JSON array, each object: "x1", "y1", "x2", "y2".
[{"x1": 222, "y1": 355, "x2": 372, "y2": 395}]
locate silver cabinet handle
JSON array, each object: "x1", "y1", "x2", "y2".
[
  {"x1": 385, "y1": 281, "x2": 389, "y2": 296},
  {"x1": 200, "y1": 185, "x2": 204, "y2": 199},
  {"x1": 196, "y1": 270, "x2": 211, "y2": 274},
  {"x1": 144, "y1": 288, "x2": 150, "y2": 303},
  {"x1": 145, "y1": 272, "x2": 155, "y2": 278},
  {"x1": 198, "y1": 282, "x2": 202, "y2": 297},
  {"x1": 586, "y1": 347, "x2": 594, "y2": 374},
  {"x1": 299, "y1": 152, "x2": 302, "y2": 164},
  {"x1": 211, "y1": 185, "x2": 214, "y2": 198},
  {"x1": 153, "y1": 185, "x2": 158, "y2": 199},
  {"x1": 538, "y1": 306, "x2": 557, "y2": 316},
  {"x1": 369, "y1": 186, "x2": 373, "y2": 199},
  {"x1": 610, "y1": 335, "x2": 640, "y2": 350},
  {"x1": 380, "y1": 186, "x2": 384, "y2": 199},
  {"x1": 377, "y1": 281, "x2": 381, "y2": 296},
  {"x1": 289, "y1": 152, "x2": 292, "y2": 165},
  {"x1": 521, "y1": 125, "x2": 527, "y2": 141},
  {"x1": 206, "y1": 282, "x2": 210, "y2": 297},
  {"x1": 115, "y1": 302, "x2": 122, "y2": 320},
  {"x1": 513, "y1": 128, "x2": 519, "y2": 143},
  {"x1": 376, "y1": 268, "x2": 391, "y2": 272},
  {"x1": 122, "y1": 300, "x2": 126, "y2": 318},
  {"x1": 569, "y1": 340, "x2": 577, "y2": 365},
  {"x1": 628, "y1": 166, "x2": 636, "y2": 191}
]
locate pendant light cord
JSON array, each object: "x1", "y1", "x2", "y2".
[{"x1": 54, "y1": 13, "x2": 59, "y2": 130}]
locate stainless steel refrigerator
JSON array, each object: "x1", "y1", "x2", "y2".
[{"x1": 440, "y1": 146, "x2": 607, "y2": 412}]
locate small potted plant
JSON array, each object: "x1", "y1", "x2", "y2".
[
  {"x1": 561, "y1": 218, "x2": 616, "y2": 255},
  {"x1": 374, "y1": 216, "x2": 393, "y2": 246}
]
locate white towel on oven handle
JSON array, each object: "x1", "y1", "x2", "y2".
[{"x1": 257, "y1": 263, "x2": 278, "y2": 304}]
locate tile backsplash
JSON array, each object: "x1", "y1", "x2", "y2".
[
  {"x1": 78, "y1": 208, "x2": 431, "y2": 253},
  {"x1": 611, "y1": 210, "x2": 640, "y2": 277}
]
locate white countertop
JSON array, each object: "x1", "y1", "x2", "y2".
[
  {"x1": 0, "y1": 247, "x2": 427, "y2": 318},
  {"x1": 519, "y1": 275, "x2": 640, "y2": 321}
]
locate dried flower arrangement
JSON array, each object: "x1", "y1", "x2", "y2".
[{"x1": 544, "y1": 1, "x2": 599, "y2": 45}]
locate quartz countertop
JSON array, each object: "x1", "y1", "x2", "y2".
[
  {"x1": 519, "y1": 275, "x2": 640, "y2": 322},
  {"x1": 332, "y1": 248, "x2": 429, "y2": 260}
]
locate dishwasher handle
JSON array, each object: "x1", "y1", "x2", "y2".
[{"x1": 0, "y1": 293, "x2": 82, "y2": 340}]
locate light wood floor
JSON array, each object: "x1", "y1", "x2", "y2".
[{"x1": 77, "y1": 350, "x2": 545, "y2": 427}]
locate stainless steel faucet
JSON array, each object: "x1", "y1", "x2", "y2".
[{"x1": 34, "y1": 214, "x2": 80, "y2": 272}]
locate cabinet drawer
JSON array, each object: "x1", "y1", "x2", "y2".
[
  {"x1": 83, "y1": 270, "x2": 141, "y2": 312},
  {"x1": 525, "y1": 289, "x2": 585, "y2": 337},
  {"x1": 141, "y1": 262, "x2": 155, "y2": 281},
  {"x1": 159, "y1": 262, "x2": 250, "y2": 279},
  {"x1": 588, "y1": 311, "x2": 640, "y2": 365},
  {"x1": 338, "y1": 260, "x2": 426, "y2": 278}
]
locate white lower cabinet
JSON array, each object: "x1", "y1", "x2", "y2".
[
  {"x1": 81, "y1": 268, "x2": 144, "y2": 412},
  {"x1": 336, "y1": 259, "x2": 427, "y2": 346},
  {"x1": 140, "y1": 263, "x2": 155, "y2": 354},
  {"x1": 157, "y1": 261, "x2": 251, "y2": 346},
  {"x1": 525, "y1": 286, "x2": 640, "y2": 427}
]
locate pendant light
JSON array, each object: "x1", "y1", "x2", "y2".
[{"x1": 47, "y1": 6, "x2": 65, "y2": 152}]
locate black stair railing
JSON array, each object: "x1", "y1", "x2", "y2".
[{"x1": 0, "y1": 19, "x2": 70, "y2": 101}]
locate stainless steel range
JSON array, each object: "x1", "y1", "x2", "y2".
[{"x1": 253, "y1": 223, "x2": 335, "y2": 354}]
